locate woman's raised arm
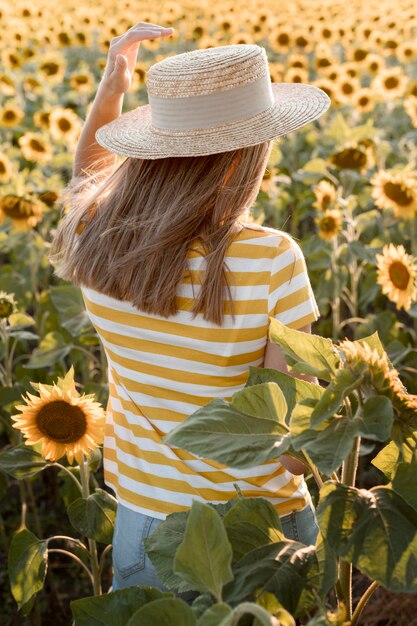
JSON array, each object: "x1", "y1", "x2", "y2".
[{"x1": 72, "y1": 22, "x2": 174, "y2": 179}]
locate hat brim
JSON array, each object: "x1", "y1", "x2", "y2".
[{"x1": 95, "y1": 82, "x2": 331, "y2": 160}]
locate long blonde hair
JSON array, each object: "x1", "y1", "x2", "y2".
[{"x1": 49, "y1": 140, "x2": 274, "y2": 326}]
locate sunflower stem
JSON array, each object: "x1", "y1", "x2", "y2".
[
  {"x1": 25, "y1": 478, "x2": 43, "y2": 538},
  {"x1": 301, "y1": 450, "x2": 323, "y2": 489},
  {"x1": 351, "y1": 580, "x2": 379, "y2": 626},
  {"x1": 98, "y1": 543, "x2": 113, "y2": 578},
  {"x1": 79, "y1": 454, "x2": 102, "y2": 595},
  {"x1": 51, "y1": 462, "x2": 83, "y2": 493},
  {"x1": 48, "y1": 535, "x2": 92, "y2": 558},
  {"x1": 47, "y1": 548, "x2": 94, "y2": 584},
  {"x1": 331, "y1": 236, "x2": 341, "y2": 341}
]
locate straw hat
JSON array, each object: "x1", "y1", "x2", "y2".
[{"x1": 95, "y1": 44, "x2": 331, "y2": 160}]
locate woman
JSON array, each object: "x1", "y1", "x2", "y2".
[{"x1": 49, "y1": 22, "x2": 331, "y2": 598}]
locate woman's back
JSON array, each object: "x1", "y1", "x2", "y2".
[{"x1": 80, "y1": 223, "x2": 320, "y2": 519}]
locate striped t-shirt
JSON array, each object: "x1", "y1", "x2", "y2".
[{"x1": 80, "y1": 223, "x2": 320, "y2": 520}]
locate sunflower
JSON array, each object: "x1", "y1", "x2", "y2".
[
  {"x1": 38, "y1": 54, "x2": 65, "y2": 83},
  {"x1": 69, "y1": 70, "x2": 94, "y2": 93},
  {"x1": 0, "y1": 104, "x2": 24, "y2": 128},
  {"x1": 333, "y1": 75, "x2": 361, "y2": 105},
  {"x1": 11, "y1": 366, "x2": 106, "y2": 465},
  {"x1": 48, "y1": 107, "x2": 82, "y2": 144},
  {"x1": 396, "y1": 41, "x2": 417, "y2": 64},
  {"x1": 404, "y1": 96, "x2": 417, "y2": 128},
  {"x1": 22, "y1": 76, "x2": 43, "y2": 98},
  {"x1": 312, "y1": 180, "x2": 338, "y2": 210},
  {"x1": 18, "y1": 132, "x2": 52, "y2": 164},
  {"x1": 287, "y1": 53, "x2": 309, "y2": 70},
  {"x1": 33, "y1": 110, "x2": 51, "y2": 130},
  {"x1": 0, "y1": 152, "x2": 13, "y2": 183},
  {"x1": 0, "y1": 74, "x2": 16, "y2": 96},
  {"x1": 375, "y1": 243, "x2": 417, "y2": 311},
  {"x1": 315, "y1": 209, "x2": 343, "y2": 241},
  {"x1": 352, "y1": 87, "x2": 376, "y2": 113},
  {"x1": 371, "y1": 66, "x2": 408, "y2": 100},
  {"x1": 363, "y1": 53, "x2": 385, "y2": 75},
  {"x1": 370, "y1": 169, "x2": 417, "y2": 219},
  {"x1": 0, "y1": 194, "x2": 44, "y2": 231},
  {"x1": 284, "y1": 66, "x2": 309, "y2": 84},
  {"x1": 329, "y1": 143, "x2": 373, "y2": 173},
  {"x1": 0, "y1": 291, "x2": 17, "y2": 319},
  {"x1": 337, "y1": 337, "x2": 408, "y2": 401}
]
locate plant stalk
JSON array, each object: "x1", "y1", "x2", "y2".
[
  {"x1": 79, "y1": 454, "x2": 102, "y2": 595},
  {"x1": 350, "y1": 580, "x2": 379, "y2": 626}
]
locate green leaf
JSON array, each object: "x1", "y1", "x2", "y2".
[
  {"x1": 24, "y1": 331, "x2": 72, "y2": 369},
  {"x1": 223, "y1": 541, "x2": 320, "y2": 618},
  {"x1": 164, "y1": 393, "x2": 290, "y2": 470},
  {"x1": 70, "y1": 586, "x2": 173, "y2": 625},
  {"x1": 223, "y1": 497, "x2": 285, "y2": 563},
  {"x1": 371, "y1": 440, "x2": 411, "y2": 480},
  {"x1": 0, "y1": 384, "x2": 27, "y2": 408},
  {"x1": 197, "y1": 603, "x2": 232, "y2": 626},
  {"x1": 309, "y1": 368, "x2": 361, "y2": 428},
  {"x1": 50, "y1": 285, "x2": 93, "y2": 336},
  {"x1": 290, "y1": 396, "x2": 394, "y2": 476},
  {"x1": 391, "y1": 459, "x2": 417, "y2": 513},
  {"x1": 0, "y1": 444, "x2": 47, "y2": 479},
  {"x1": 245, "y1": 367, "x2": 324, "y2": 425},
  {"x1": 127, "y1": 598, "x2": 196, "y2": 626},
  {"x1": 67, "y1": 488, "x2": 117, "y2": 544},
  {"x1": 256, "y1": 592, "x2": 296, "y2": 626},
  {"x1": 360, "y1": 396, "x2": 394, "y2": 441},
  {"x1": 316, "y1": 481, "x2": 417, "y2": 592},
  {"x1": 144, "y1": 511, "x2": 194, "y2": 593},
  {"x1": 231, "y1": 382, "x2": 287, "y2": 422},
  {"x1": 314, "y1": 529, "x2": 338, "y2": 597},
  {"x1": 8, "y1": 528, "x2": 48, "y2": 610},
  {"x1": 268, "y1": 318, "x2": 339, "y2": 382},
  {"x1": 174, "y1": 501, "x2": 234, "y2": 601}
]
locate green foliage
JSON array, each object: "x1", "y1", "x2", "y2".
[
  {"x1": 0, "y1": 444, "x2": 47, "y2": 479},
  {"x1": 70, "y1": 586, "x2": 173, "y2": 625},
  {"x1": 174, "y1": 501, "x2": 234, "y2": 601},
  {"x1": 8, "y1": 528, "x2": 48, "y2": 611},
  {"x1": 67, "y1": 488, "x2": 118, "y2": 544}
]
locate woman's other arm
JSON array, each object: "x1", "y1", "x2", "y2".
[
  {"x1": 73, "y1": 22, "x2": 174, "y2": 179},
  {"x1": 263, "y1": 322, "x2": 319, "y2": 475}
]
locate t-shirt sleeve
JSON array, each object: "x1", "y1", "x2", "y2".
[{"x1": 268, "y1": 232, "x2": 320, "y2": 330}]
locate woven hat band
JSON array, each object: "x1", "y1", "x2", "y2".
[{"x1": 148, "y1": 73, "x2": 275, "y2": 131}]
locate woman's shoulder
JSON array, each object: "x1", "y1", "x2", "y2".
[{"x1": 240, "y1": 223, "x2": 298, "y2": 245}]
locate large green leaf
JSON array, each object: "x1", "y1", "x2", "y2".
[
  {"x1": 70, "y1": 586, "x2": 172, "y2": 625},
  {"x1": 174, "y1": 501, "x2": 234, "y2": 601},
  {"x1": 8, "y1": 528, "x2": 48, "y2": 610},
  {"x1": 268, "y1": 317, "x2": 339, "y2": 382},
  {"x1": 127, "y1": 598, "x2": 196, "y2": 626},
  {"x1": 223, "y1": 497, "x2": 285, "y2": 563},
  {"x1": 67, "y1": 488, "x2": 117, "y2": 544},
  {"x1": 245, "y1": 367, "x2": 324, "y2": 426},
  {"x1": 144, "y1": 511, "x2": 194, "y2": 593},
  {"x1": 0, "y1": 444, "x2": 47, "y2": 479},
  {"x1": 371, "y1": 440, "x2": 405, "y2": 480},
  {"x1": 309, "y1": 368, "x2": 362, "y2": 428},
  {"x1": 290, "y1": 396, "x2": 394, "y2": 475},
  {"x1": 390, "y1": 459, "x2": 417, "y2": 513},
  {"x1": 314, "y1": 530, "x2": 338, "y2": 597},
  {"x1": 50, "y1": 285, "x2": 93, "y2": 337},
  {"x1": 223, "y1": 541, "x2": 320, "y2": 618},
  {"x1": 316, "y1": 481, "x2": 417, "y2": 592},
  {"x1": 197, "y1": 603, "x2": 232, "y2": 626},
  {"x1": 164, "y1": 387, "x2": 290, "y2": 470},
  {"x1": 24, "y1": 331, "x2": 72, "y2": 369},
  {"x1": 231, "y1": 382, "x2": 287, "y2": 422}
]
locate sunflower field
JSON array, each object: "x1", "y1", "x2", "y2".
[{"x1": 1, "y1": 0, "x2": 417, "y2": 624}]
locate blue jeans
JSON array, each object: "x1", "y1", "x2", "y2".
[{"x1": 110, "y1": 499, "x2": 320, "y2": 600}]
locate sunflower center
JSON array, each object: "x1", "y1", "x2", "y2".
[
  {"x1": 388, "y1": 261, "x2": 410, "y2": 290},
  {"x1": 0, "y1": 161, "x2": 6, "y2": 174},
  {"x1": 5, "y1": 110, "x2": 17, "y2": 121},
  {"x1": 36, "y1": 400, "x2": 87, "y2": 443},
  {"x1": 58, "y1": 118, "x2": 72, "y2": 132},
  {"x1": 385, "y1": 76, "x2": 399, "y2": 89},
  {"x1": 383, "y1": 182, "x2": 414, "y2": 206},
  {"x1": 29, "y1": 138, "x2": 46, "y2": 153},
  {"x1": 321, "y1": 216, "x2": 337, "y2": 231}
]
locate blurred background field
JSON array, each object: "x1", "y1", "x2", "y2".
[{"x1": 1, "y1": 0, "x2": 417, "y2": 623}]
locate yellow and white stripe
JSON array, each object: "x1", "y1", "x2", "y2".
[{"x1": 81, "y1": 225, "x2": 320, "y2": 519}]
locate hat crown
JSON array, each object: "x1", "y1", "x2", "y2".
[{"x1": 145, "y1": 44, "x2": 269, "y2": 98}]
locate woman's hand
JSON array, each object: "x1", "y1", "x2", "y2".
[{"x1": 99, "y1": 22, "x2": 174, "y2": 97}]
